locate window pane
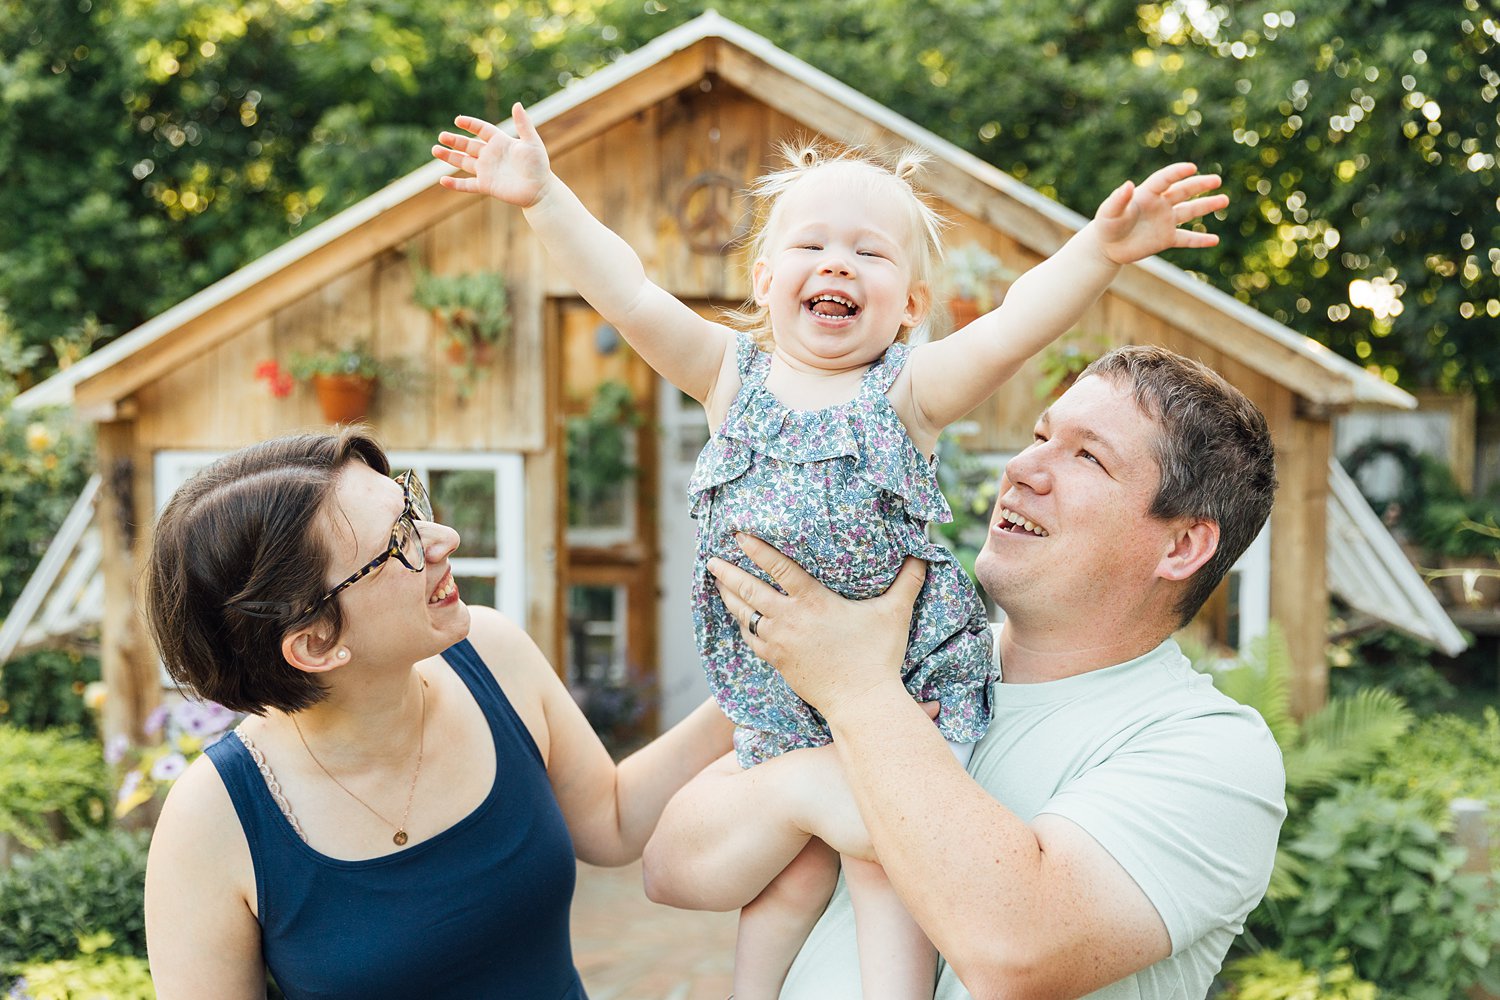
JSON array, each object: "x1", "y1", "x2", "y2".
[
  {"x1": 430, "y1": 469, "x2": 497, "y2": 556},
  {"x1": 565, "y1": 585, "x2": 626, "y2": 687},
  {"x1": 455, "y1": 576, "x2": 497, "y2": 609}
]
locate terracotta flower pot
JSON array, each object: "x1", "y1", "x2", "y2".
[
  {"x1": 947, "y1": 297, "x2": 983, "y2": 332},
  {"x1": 444, "y1": 337, "x2": 497, "y2": 367},
  {"x1": 312, "y1": 374, "x2": 377, "y2": 424}
]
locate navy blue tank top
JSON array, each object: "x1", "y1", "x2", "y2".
[{"x1": 205, "y1": 639, "x2": 586, "y2": 1000}]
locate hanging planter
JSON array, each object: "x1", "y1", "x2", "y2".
[
  {"x1": 266, "y1": 341, "x2": 414, "y2": 426},
  {"x1": 939, "y1": 243, "x2": 1010, "y2": 334},
  {"x1": 411, "y1": 267, "x2": 512, "y2": 400},
  {"x1": 312, "y1": 373, "x2": 378, "y2": 424}
]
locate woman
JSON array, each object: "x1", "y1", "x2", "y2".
[{"x1": 142, "y1": 429, "x2": 732, "y2": 999}]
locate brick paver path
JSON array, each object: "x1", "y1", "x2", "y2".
[{"x1": 571, "y1": 860, "x2": 736, "y2": 999}]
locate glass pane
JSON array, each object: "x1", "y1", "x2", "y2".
[
  {"x1": 455, "y1": 576, "x2": 497, "y2": 609},
  {"x1": 430, "y1": 469, "x2": 497, "y2": 556},
  {"x1": 675, "y1": 389, "x2": 711, "y2": 464},
  {"x1": 565, "y1": 585, "x2": 625, "y2": 687}
]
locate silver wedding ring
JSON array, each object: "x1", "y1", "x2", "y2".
[{"x1": 748, "y1": 610, "x2": 763, "y2": 637}]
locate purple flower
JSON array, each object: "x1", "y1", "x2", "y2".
[
  {"x1": 143, "y1": 704, "x2": 169, "y2": 737},
  {"x1": 116, "y1": 770, "x2": 142, "y2": 804},
  {"x1": 8, "y1": 975, "x2": 29, "y2": 999},
  {"x1": 174, "y1": 699, "x2": 235, "y2": 738},
  {"x1": 103, "y1": 734, "x2": 130, "y2": 766},
  {"x1": 150, "y1": 753, "x2": 188, "y2": 782}
]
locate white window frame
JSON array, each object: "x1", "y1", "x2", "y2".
[{"x1": 154, "y1": 449, "x2": 527, "y2": 624}]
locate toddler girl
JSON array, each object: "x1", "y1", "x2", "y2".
[{"x1": 433, "y1": 103, "x2": 1225, "y2": 999}]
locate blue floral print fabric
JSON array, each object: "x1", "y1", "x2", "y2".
[{"x1": 690, "y1": 333, "x2": 996, "y2": 768}]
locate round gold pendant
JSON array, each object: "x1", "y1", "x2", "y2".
[{"x1": 393, "y1": 830, "x2": 408, "y2": 846}]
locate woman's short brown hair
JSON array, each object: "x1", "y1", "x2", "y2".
[{"x1": 144, "y1": 429, "x2": 390, "y2": 714}]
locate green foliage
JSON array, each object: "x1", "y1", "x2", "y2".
[
  {"x1": 1220, "y1": 949, "x2": 1377, "y2": 1000},
  {"x1": 287, "y1": 341, "x2": 411, "y2": 383},
  {"x1": 0, "y1": 0, "x2": 617, "y2": 384},
  {"x1": 1273, "y1": 783, "x2": 1500, "y2": 999},
  {"x1": 938, "y1": 243, "x2": 1008, "y2": 311},
  {"x1": 1370, "y1": 708, "x2": 1500, "y2": 819},
  {"x1": 566, "y1": 380, "x2": 641, "y2": 526},
  {"x1": 0, "y1": 829, "x2": 150, "y2": 970},
  {"x1": 1328, "y1": 625, "x2": 1456, "y2": 715},
  {"x1": 0, "y1": 309, "x2": 95, "y2": 620},
  {"x1": 411, "y1": 269, "x2": 512, "y2": 347},
  {"x1": 6, "y1": 947, "x2": 154, "y2": 1000},
  {"x1": 0, "y1": 650, "x2": 99, "y2": 736},
  {"x1": 0, "y1": 727, "x2": 108, "y2": 852}
]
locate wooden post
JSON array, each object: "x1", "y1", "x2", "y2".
[
  {"x1": 1270, "y1": 415, "x2": 1333, "y2": 718},
  {"x1": 96, "y1": 420, "x2": 160, "y2": 746}
]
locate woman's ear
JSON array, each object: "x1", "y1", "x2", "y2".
[{"x1": 282, "y1": 627, "x2": 347, "y2": 675}]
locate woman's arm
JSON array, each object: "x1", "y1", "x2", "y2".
[
  {"x1": 433, "y1": 103, "x2": 735, "y2": 406},
  {"x1": 466, "y1": 606, "x2": 735, "y2": 867},
  {"x1": 145, "y1": 758, "x2": 267, "y2": 1000}
]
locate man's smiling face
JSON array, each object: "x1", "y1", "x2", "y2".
[{"x1": 975, "y1": 374, "x2": 1181, "y2": 627}]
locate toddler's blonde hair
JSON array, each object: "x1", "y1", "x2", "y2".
[{"x1": 725, "y1": 139, "x2": 949, "y2": 350}]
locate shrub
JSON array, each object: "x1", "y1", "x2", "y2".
[
  {"x1": 0, "y1": 650, "x2": 99, "y2": 736},
  {"x1": 0, "y1": 727, "x2": 108, "y2": 852},
  {"x1": 1273, "y1": 783, "x2": 1500, "y2": 999},
  {"x1": 1327, "y1": 625, "x2": 1456, "y2": 715},
  {"x1": 0, "y1": 829, "x2": 149, "y2": 970},
  {"x1": 1219, "y1": 949, "x2": 1376, "y2": 999},
  {"x1": 6, "y1": 941, "x2": 154, "y2": 1000}
]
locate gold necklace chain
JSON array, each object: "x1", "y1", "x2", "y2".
[{"x1": 292, "y1": 675, "x2": 428, "y2": 846}]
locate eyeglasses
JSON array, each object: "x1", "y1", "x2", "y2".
[{"x1": 309, "y1": 470, "x2": 432, "y2": 612}]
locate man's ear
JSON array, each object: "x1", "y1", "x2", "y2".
[
  {"x1": 751, "y1": 258, "x2": 773, "y2": 306},
  {"x1": 282, "y1": 627, "x2": 347, "y2": 675},
  {"x1": 1156, "y1": 519, "x2": 1219, "y2": 582}
]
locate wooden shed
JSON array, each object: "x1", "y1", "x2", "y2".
[{"x1": 17, "y1": 12, "x2": 1417, "y2": 740}]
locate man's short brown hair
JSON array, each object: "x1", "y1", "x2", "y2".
[{"x1": 1081, "y1": 346, "x2": 1278, "y2": 627}]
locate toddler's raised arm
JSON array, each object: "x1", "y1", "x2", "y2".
[
  {"x1": 433, "y1": 103, "x2": 733, "y2": 405},
  {"x1": 906, "y1": 163, "x2": 1227, "y2": 433}
]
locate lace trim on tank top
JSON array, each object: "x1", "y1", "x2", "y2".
[{"x1": 234, "y1": 726, "x2": 308, "y2": 843}]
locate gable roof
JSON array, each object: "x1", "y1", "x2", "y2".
[{"x1": 17, "y1": 11, "x2": 1412, "y2": 416}]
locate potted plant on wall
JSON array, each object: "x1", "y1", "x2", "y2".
[
  {"x1": 258, "y1": 342, "x2": 410, "y2": 424},
  {"x1": 939, "y1": 243, "x2": 1010, "y2": 332},
  {"x1": 412, "y1": 268, "x2": 511, "y2": 399},
  {"x1": 1035, "y1": 337, "x2": 1105, "y2": 400}
]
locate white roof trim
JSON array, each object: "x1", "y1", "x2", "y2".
[
  {"x1": 1326, "y1": 458, "x2": 1466, "y2": 655},
  {"x1": 0, "y1": 475, "x2": 103, "y2": 663},
  {"x1": 15, "y1": 10, "x2": 1411, "y2": 412}
]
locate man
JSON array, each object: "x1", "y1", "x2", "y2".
[{"x1": 642, "y1": 345, "x2": 1287, "y2": 999}]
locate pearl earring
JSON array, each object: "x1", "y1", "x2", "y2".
[{"x1": 337, "y1": 649, "x2": 349, "y2": 660}]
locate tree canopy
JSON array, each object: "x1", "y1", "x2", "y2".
[{"x1": 2, "y1": 0, "x2": 1496, "y2": 404}]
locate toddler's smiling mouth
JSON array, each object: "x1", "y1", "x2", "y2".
[{"x1": 805, "y1": 293, "x2": 860, "y2": 320}]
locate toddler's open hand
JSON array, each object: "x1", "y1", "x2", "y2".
[
  {"x1": 1092, "y1": 163, "x2": 1228, "y2": 266},
  {"x1": 433, "y1": 102, "x2": 551, "y2": 208}
]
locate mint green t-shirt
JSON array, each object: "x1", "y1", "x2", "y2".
[{"x1": 779, "y1": 639, "x2": 1287, "y2": 1000}]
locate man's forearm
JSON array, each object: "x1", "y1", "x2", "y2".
[{"x1": 825, "y1": 682, "x2": 1051, "y2": 994}]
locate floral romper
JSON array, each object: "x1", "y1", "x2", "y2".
[{"x1": 690, "y1": 333, "x2": 996, "y2": 768}]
